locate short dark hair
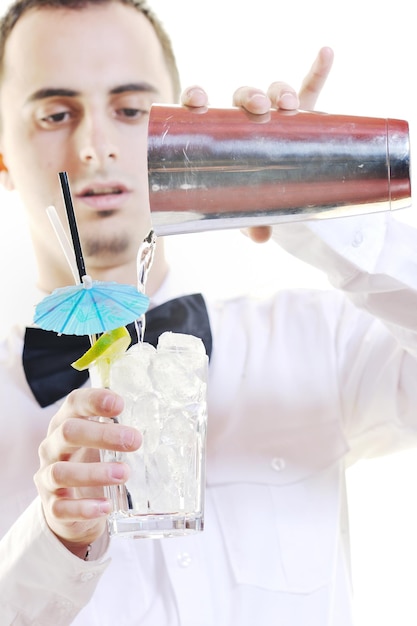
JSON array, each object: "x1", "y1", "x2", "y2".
[{"x1": 0, "y1": 0, "x2": 181, "y2": 99}]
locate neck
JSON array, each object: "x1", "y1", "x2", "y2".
[{"x1": 35, "y1": 238, "x2": 169, "y2": 297}]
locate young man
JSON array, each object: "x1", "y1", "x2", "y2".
[{"x1": 1, "y1": 1, "x2": 417, "y2": 624}]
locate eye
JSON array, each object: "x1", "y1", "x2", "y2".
[
  {"x1": 37, "y1": 106, "x2": 74, "y2": 129},
  {"x1": 115, "y1": 107, "x2": 148, "y2": 121},
  {"x1": 112, "y1": 92, "x2": 152, "y2": 123},
  {"x1": 41, "y1": 111, "x2": 70, "y2": 123},
  {"x1": 121, "y1": 107, "x2": 140, "y2": 117}
]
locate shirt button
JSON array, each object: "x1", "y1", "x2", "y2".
[
  {"x1": 80, "y1": 571, "x2": 96, "y2": 582},
  {"x1": 271, "y1": 457, "x2": 286, "y2": 472},
  {"x1": 352, "y1": 230, "x2": 364, "y2": 247},
  {"x1": 177, "y1": 552, "x2": 192, "y2": 568},
  {"x1": 55, "y1": 599, "x2": 74, "y2": 615}
]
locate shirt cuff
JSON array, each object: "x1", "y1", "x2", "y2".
[
  {"x1": 0, "y1": 497, "x2": 111, "y2": 624},
  {"x1": 271, "y1": 212, "x2": 417, "y2": 290}
]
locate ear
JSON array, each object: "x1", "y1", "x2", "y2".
[{"x1": 0, "y1": 153, "x2": 14, "y2": 191}]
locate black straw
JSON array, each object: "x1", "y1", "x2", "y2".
[{"x1": 59, "y1": 171, "x2": 86, "y2": 282}]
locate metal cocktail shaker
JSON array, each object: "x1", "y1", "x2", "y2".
[{"x1": 147, "y1": 105, "x2": 411, "y2": 236}]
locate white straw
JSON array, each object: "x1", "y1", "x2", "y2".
[{"x1": 46, "y1": 205, "x2": 79, "y2": 285}]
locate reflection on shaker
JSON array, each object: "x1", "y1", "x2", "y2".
[{"x1": 147, "y1": 105, "x2": 411, "y2": 236}]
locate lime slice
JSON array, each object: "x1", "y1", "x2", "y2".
[{"x1": 71, "y1": 326, "x2": 131, "y2": 387}]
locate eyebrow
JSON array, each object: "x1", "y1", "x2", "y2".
[{"x1": 27, "y1": 82, "x2": 158, "y2": 102}]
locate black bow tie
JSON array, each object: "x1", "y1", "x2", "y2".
[{"x1": 23, "y1": 293, "x2": 212, "y2": 408}]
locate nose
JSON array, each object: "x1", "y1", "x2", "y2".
[{"x1": 76, "y1": 112, "x2": 119, "y2": 165}]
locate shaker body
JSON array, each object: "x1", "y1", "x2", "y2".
[{"x1": 147, "y1": 105, "x2": 411, "y2": 236}]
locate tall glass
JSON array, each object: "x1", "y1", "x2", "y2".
[{"x1": 90, "y1": 331, "x2": 208, "y2": 538}]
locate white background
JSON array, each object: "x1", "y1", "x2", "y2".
[{"x1": 1, "y1": 0, "x2": 417, "y2": 623}]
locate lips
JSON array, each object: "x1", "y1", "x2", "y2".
[
  {"x1": 83, "y1": 186, "x2": 123, "y2": 197},
  {"x1": 75, "y1": 182, "x2": 131, "y2": 211}
]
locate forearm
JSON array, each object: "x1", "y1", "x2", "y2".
[{"x1": 272, "y1": 213, "x2": 417, "y2": 339}]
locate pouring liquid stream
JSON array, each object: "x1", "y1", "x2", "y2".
[{"x1": 135, "y1": 229, "x2": 157, "y2": 342}]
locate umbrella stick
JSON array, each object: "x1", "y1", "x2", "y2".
[
  {"x1": 59, "y1": 171, "x2": 86, "y2": 282},
  {"x1": 46, "y1": 205, "x2": 79, "y2": 285}
]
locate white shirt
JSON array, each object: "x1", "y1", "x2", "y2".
[{"x1": 2, "y1": 213, "x2": 417, "y2": 625}]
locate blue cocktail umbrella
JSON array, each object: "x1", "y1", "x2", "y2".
[{"x1": 34, "y1": 274, "x2": 149, "y2": 335}]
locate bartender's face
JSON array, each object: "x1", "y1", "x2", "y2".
[{"x1": 0, "y1": 2, "x2": 174, "y2": 278}]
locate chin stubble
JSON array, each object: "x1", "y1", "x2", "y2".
[{"x1": 83, "y1": 234, "x2": 130, "y2": 257}]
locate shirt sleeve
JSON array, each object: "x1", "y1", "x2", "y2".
[
  {"x1": 272, "y1": 212, "x2": 417, "y2": 348},
  {"x1": 272, "y1": 212, "x2": 417, "y2": 462},
  {"x1": 0, "y1": 497, "x2": 111, "y2": 625}
]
